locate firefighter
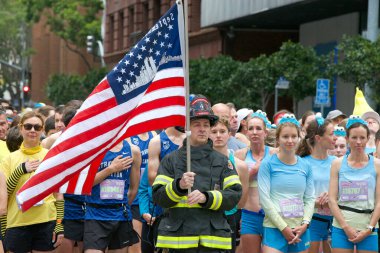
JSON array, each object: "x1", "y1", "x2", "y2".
[{"x1": 152, "y1": 94, "x2": 242, "y2": 253}]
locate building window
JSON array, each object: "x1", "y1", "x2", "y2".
[
  {"x1": 153, "y1": 0, "x2": 161, "y2": 23},
  {"x1": 128, "y1": 7, "x2": 135, "y2": 47},
  {"x1": 118, "y1": 11, "x2": 124, "y2": 50},
  {"x1": 142, "y1": 2, "x2": 149, "y2": 33},
  {"x1": 108, "y1": 14, "x2": 114, "y2": 52}
]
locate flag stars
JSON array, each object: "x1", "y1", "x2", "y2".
[
  {"x1": 145, "y1": 37, "x2": 150, "y2": 43},
  {"x1": 160, "y1": 42, "x2": 165, "y2": 47},
  {"x1": 113, "y1": 66, "x2": 118, "y2": 72},
  {"x1": 164, "y1": 33, "x2": 169, "y2": 39},
  {"x1": 133, "y1": 63, "x2": 138, "y2": 68},
  {"x1": 157, "y1": 31, "x2": 162, "y2": 36},
  {"x1": 126, "y1": 79, "x2": 131, "y2": 84},
  {"x1": 140, "y1": 45, "x2": 146, "y2": 51},
  {"x1": 116, "y1": 76, "x2": 123, "y2": 82},
  {"x1": 168, "y1": 24, "x2": 173, "y2": 30},
  {"x1": 153, "y1": 40, "x2": 157, "y2": 45},
  {"x1": 137, "y1": 54, "x2": 142, "y2": 60},
  {"x1": 128, "y1": 51, "x2": 134, "y2": 57},
  {"x1": 124, "y1": 59, "x2": 130, "y2": 65},
  {"x1": 167, "y1": 43, "x2": 172, "y2": 48},
  {"x1": 155, "y1": 50, "x2": 161, "y2": 56},
  {"x1": 129, "y1": 71, "x2": 134, "y2": 77},
  {"x1": 120, "y1": 68, "x2": 126, "y2": 74},
  {"x1": 149, "y1": 48, "x2": 153, "y2": 53}
]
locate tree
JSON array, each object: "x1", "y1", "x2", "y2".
[
  {"x1": 0, "y1": 0, "x2": 30, "y2": 108},
  {"x1": 46, "y1": 68, "x2": 107, "y2": 105},
  {"x1": 273, "y1": 41, "x2": 322, "y2": 114},
  {"x1": 229, "y1": 54, "x2": 280, "y2": 110},
  {"x1": 328, "y1": 35, "x2": 380, "y2": 105},
  {"x1": 189, "y1": 55, "x2": 241, "y2": 105},
  {"x1": 23, "y1": 0, "x2": 103, "y2": 70}
]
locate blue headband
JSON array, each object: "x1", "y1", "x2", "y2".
[
  {"x1": 278, "y1": 113, "x2": 300, "y2": 127},
  {"x1": 333, "y1": 126, "x2": 346, "y2": 137},
  {"x1": 346, "y1": 115, "x2": 368, "y2": 129},
  {"x1": 315, "y1": 112, "x2": 324, "y2": 127},
  {"x1": 251, "y1": 110, "x2": 272, "y2": 128},
  {"x1": 251, "y1": 110, "x2": 268, "y2": 122}
]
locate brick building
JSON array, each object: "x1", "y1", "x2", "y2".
[{"x1": 30, "y1": 0, "x2": 370, "y2": 116}]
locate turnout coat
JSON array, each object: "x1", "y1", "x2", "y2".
[{"x1": 152, "y1": 139, "x2": 242, "y2": 250}]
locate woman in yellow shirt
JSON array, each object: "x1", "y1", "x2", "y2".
[{"x1": 0, "y1": 111, "x2": 63, "y2": 253}]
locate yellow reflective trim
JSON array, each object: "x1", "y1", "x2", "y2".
[
  {"x1": 172, "y1": 196, "x2": 202, "y2": 208},
  {"x1": 152, "y1": 175, "x2": 173, "y2": 186},
  {"x1": 210, "y1": 190, "x2": 222, "y2": 210},
  {"x1": 165, "y1": 181, "x2": 182, "y2": 202},
  {"x1": 156, "y1": 235, "x2": 199, "y2": 249},
  {"x1": 223, "y1": 175, "x2": 241, "y2": 189},
  {"x1": 200, "y1": 235, "x2": 231, "y2": 249}
]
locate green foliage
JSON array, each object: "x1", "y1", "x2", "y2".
[
  {"x1": 327, "y1": 35, "x2": 380, "y2": 105},
  {"x1": 273, "y1": 41, "x2": 321, "y2": 104},
  {"x1": 332, "y1": 35, "x2": 374, "y2": 89},
  {"x1": 189, "y1": 42, "x2": 322, "y2": 112},
  {"x1": 189, "y1": 55, "x2": 241, "y2": 105},
  {"x1": 46, "y1": 68, "x2": 107, "y2": 105},
  {"x1": 23, "y1": 0, "x2": 103, "y2": 47},
  {"x1": 229, "y1": 54, "x2": 280, "y2": 110},
  {"x1": 0, "y1": 0, "x2": 29, "y2": 104}
]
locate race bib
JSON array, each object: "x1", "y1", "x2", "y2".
[
  {"x1": 100, "y1": 179, "x2": 125, "y2": 200},
  {"x1": 279, "y1": 198, "x2": 304, "y2": 218},
  {"x1": 317, "y1": 207, "x2": 331, "y2": 216},
  {"x1": 340, "y1": 180, "x2": 368, "y2": 202}
]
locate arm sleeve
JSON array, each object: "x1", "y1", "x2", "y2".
[
  {"x1": 200, "y1": 159, "x2": 242, "y2": 211},
  {"x1": 0, "y1": 215, "x2": 6, "y2": 237},
  {"x1": 302, "y1": 164, "x2": 315, "y2": 222},
  {"x1": 54, "y1": 200, "x2": 64, "y2": 234},
  {"x1": 7, "y1": 164, "x2": 25, "y2": 196},
  {"x1": 138, "y1": 165, "x2": 152, "y2": 217},
  {"x1": 152, "y1": 155, "x2": 187, "y2": 208},
  {"x1": 258, "y1": 159, "x2": 288, "y2": 231}
]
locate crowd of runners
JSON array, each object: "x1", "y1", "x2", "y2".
[{"x1": 0, "y1": 94, "x2": 379, "y2": 253}]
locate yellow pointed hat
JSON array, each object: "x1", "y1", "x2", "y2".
[{"x1": 352, "y1": 87, "x2": 374, "y2": 116}]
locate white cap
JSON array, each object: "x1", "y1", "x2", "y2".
[{"x1": 237, "y1": 108, "x2": 253, "y2": 130}]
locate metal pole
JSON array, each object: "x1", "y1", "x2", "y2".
[
  {"x1": 179, "y1": 0, "x2": 191, "y2": 194},
  {"x1": 96, "y1": 40, "x2": 106, "y2": 67},
  {"x1": 365, "y1": 0, "x2": 379, "y2": 107},
  {"x1": 321, "y1": 105, "x2": 324, "y2": 117},
  {"x1": 100, "y1": 0, "x2": 106, "y2": 68},
  {"x1": 274, "y1": 87, "x2": 278, "y2": 114}
]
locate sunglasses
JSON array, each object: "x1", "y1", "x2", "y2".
[{"x1": 23, "y1": 123, "x2": 43, "y2": 131}]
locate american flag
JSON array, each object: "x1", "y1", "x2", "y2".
[{"x1": 17, "y1": 1, "x2": 186, "y2": 211}]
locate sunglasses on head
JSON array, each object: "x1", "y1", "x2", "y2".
[{"x1": 23, "y1": 123, "x2": 43, "y2": 131}]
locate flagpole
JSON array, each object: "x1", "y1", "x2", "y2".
[{"x1": 180, "y1": 0, "x2": 191, "y2": 194}]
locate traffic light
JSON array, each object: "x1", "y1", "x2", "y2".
[
  {"x1": 23, "y1": 86, "x2": 30, "y2": 93},
  {"x1": 87, "y1": 35, "x2": 94, "y2": 54}
]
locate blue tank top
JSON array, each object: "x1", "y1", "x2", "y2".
[
  {"x1": 63, "y1": 194, "x2": 85, "y2": 220},
  {"x1": 303, "y1": 155, "x2": 336, "y2": 217},
  {"x1": 245, "y1": 145, "x2": 270, "y2": 187},
  {"x1": 225, "y1": 151, "x2": 238, "y2": 216},
  {"x1": 130, "y1": 132, "x2": 154, "y2": 206},
  {"x1": 85, "y1": 140, "x2": 133, "y2": 221},
  {"x1": 333, "y1": 155, "x2": 377, "y2": 230},
  {"x1": 159, "y1": 130, "x2": 179, "y2": 159}
]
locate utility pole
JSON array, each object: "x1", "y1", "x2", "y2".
[{"x1": 364, "y1": 0, "x2": 379, "y2": 107}]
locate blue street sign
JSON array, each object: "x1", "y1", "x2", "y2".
[{"x1": 315, "y1": 79, "x2": 330, "y2": 106}]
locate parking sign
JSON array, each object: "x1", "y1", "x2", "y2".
[{"x1": 315, "y1": 79, "x2": 330, "y2": 106}]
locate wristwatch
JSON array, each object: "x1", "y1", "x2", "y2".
[
  {"x1": 301, "y1": 220, "x2": 310, "y2": 229},
  {"x1": 366, "y1": 225, "x2": 376, "y2": 232}
]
